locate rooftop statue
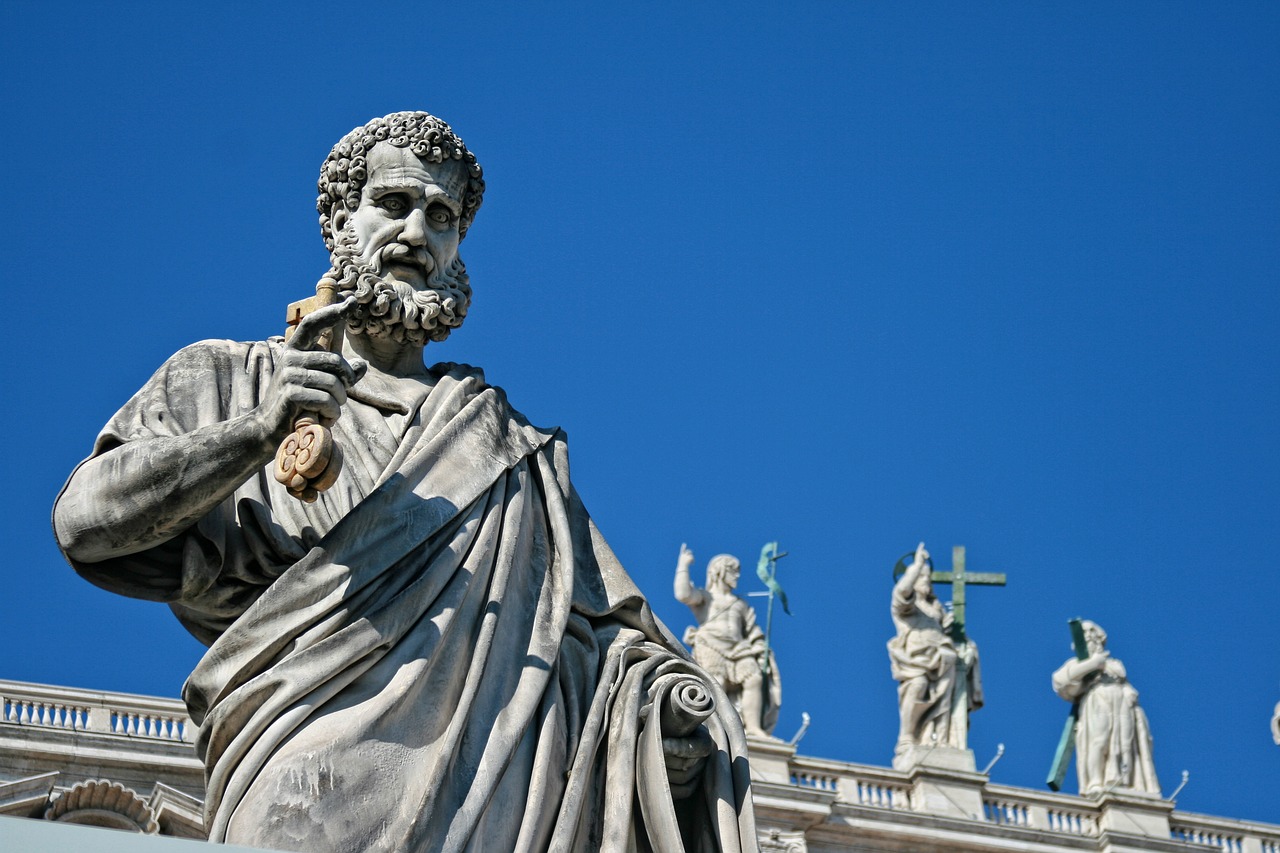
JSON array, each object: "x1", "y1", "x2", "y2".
[
  {"x1": 674, "y1": 544, "x2": 782, "y2": 739},
  {"x1": 53, "y1": 111, "x2": 758, "y2": 852},
  {"x1": 887, "y1": 542, "x2": 985, "y2": 769},
  {"x1": 1051, "y1": 620, "x2": 1160, "y2": 796}
]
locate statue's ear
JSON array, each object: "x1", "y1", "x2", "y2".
[{"x1": 331, "y1": 206, "x2": 348, "y2": 232}]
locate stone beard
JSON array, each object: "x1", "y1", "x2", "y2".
[{"x1": 326, "y1": 224, "x2": 472, "y2": 345}]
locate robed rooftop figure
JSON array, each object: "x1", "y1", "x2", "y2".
[{"x1": 53, "y1": 111, "x2": 758, "y2": 853}]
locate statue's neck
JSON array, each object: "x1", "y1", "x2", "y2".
[{"x1": 344, "y1": 331, "x2": 429, "y2": 379}]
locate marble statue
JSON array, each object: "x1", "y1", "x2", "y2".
[
  {"x1": 1273, "y1": 699, "x2": 1280, "y2": 746},
  {"x1": 1052, "y1": 620, "x2": 1159, "y2": 796},
  {"x1": 674, "y1": 544, "x2": 782, "y2": 738},
  {"x1": 887, "y1": 543, "x2": 983, "y2": 768},
  {"x1": 53, "y1": 112, "x2": 759, "y2": 852}
]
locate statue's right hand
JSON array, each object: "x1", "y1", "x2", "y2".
[
  {"x1": 678, "y1": 542, "x2": 695, "y2": 569},
  {"x1": 255, "y1": 299, "x2": 366, "y2": 439},
  {"x1": 914, "y1": 541, "x2": 929, "y2": 566}
]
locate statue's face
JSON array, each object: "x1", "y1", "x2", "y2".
[
  {"x1": 723, "y1": 562, "x2": 740, "y2": 590},
  {"x1": 342, "y1": 141, "x2": 468, "y2": 290}
]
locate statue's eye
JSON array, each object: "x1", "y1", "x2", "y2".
[
  {"x1": 381, "y1": 195, "x2": 408, "y2": 214},
  {"x1": 428, "y1": 206, "x2": 452, "y2": 226}
]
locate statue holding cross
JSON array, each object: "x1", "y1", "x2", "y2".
[
  {"x1": 887, "y1": 542, "x2": 1006, "y2": 770},
  {"x1": 1049, "y1": 619, "x2": 1160, "y2": 796}
]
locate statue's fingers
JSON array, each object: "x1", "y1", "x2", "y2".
[
  {"x1": 289, "y1": 296, "x2": 357, "y2": 351},
  {"x1": 289, "y1": 350, "x2": 362, "y2": 388},
  {"x1": 290, "y1": 388, "x2": 342, "y2": 423},
  {"x1": 301, "y1": 370, "x2": 348, "y2": 408},
  {"x1": 348, "y1": 358, "x2": 368, "y2": 386}
]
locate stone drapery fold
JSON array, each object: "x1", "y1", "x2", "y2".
[{"x1": 56, "y1": 339, "x2": 757, "y2": 853}]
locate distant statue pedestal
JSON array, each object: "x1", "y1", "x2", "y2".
[
  {"x1": 897, "y1": 746, "x2": 986, "y2": 821},
  {"x1": 892, "y1": 744, "x2": 975, "y2": 773},
  {"x1": 1096, "y1": 789, "x2": 1174, "y2": 838},
  {"x1": 746, "y1": 734, "x2": 797, "y2": 785}
]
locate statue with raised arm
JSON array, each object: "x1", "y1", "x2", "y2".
[
  {"x1": 887, "y1": 542, "x2": 983, "y2": 768},
  {"x1": 675, "y1": 544, "x2": 781, "y2": 738},
  {"x1": 52, "y1": 111, "x2": 759, "y2": 852},
  {"x1": 1052, "y1": 620, "x2": 1160, "y2": 796}
]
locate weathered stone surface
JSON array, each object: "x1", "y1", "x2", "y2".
[{"x1": 52, "y1": 112, "x2": 757, "y2": 852}]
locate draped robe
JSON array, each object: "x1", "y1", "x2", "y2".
[
  {"x1": 57, "y1": 339, "x2": 758, "y2": 853},
  {"x1": 887, "y1": 582, "x2": 983, "y2": 754},
  {"x1": 1052, "y1": 656, "x2": 1159, "y2": 795}
]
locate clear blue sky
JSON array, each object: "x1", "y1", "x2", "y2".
[{"x1": 4, "y1": 1, "x2": 1277, "y2": 825}]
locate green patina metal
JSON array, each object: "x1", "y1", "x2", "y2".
[
  {"x1": 1047, "y1": 617, "x2": 1090, "y2": 791},
  {"x1": 755, "y1": 542, "x2": 791, "y2": 677}
]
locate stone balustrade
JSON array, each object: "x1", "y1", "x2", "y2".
[
  {"x1": 4, "y1": 678, "x2": 1280, "y2": 853},
  {"x1": 776, "y1": 748, "x2": 1280, "y2": 852},
  {"x1": 788, "y1": 754, "x2": 911, "y2": 810},
  {"x1": 1169, "y1": 812, "x2": 1280, "y2": 853},
  {"x1": 0, "y1": 679, "x2": 192, "y2": 744},
  {"x1": 982, "y1": 782, "x2": 1101, "y2": 836}
]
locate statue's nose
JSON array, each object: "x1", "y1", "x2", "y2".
[{"x1": 401, "y1": 208, "x2": 428, "y2": 245}]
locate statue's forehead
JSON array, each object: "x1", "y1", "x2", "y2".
[{"x1": 364, "y1": 141, "x2": 468, "y2": 202}]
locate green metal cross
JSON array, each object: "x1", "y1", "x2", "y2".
[
  {"x1": 893, "y1": 544, "x2": 1007, "y2": 751},
  {"x1": 931, "y1": 545, "x2": 1007, "y2": 644},
  {"x1": 1046, "y1": 618, "x2": 1090, "y2": 791},
  {"x1": 933, "y1": 545, "x2": 1006, "y2": 750}
]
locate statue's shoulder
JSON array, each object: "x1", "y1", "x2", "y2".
[
  {"x1": 156, "y1": 338, "x2": 276, "y2": 378},
  {"x1": 427, "y1": 361, "x2": 562, "y2": 441}
]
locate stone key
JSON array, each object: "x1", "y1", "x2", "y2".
[{"x1": 272, "y1": 277, "x2": 345, "y2": 502}]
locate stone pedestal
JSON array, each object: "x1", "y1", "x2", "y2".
[
  {"x1": 1096, "y1": 789, "x2": 1173, "y2": 838},
  {"x1": 894, "y1": 745, "x2": 975, "y2": 773},
  {"x1": 899, "y1": 747, "x2": 987, "y2": 821},
  {"x1": 747, "y1": 735, "x2": 797, "y2": 785}
]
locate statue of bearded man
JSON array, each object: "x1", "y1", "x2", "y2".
[{"x1": 53, "y1": 112, "x2": 759, "y2": 853}]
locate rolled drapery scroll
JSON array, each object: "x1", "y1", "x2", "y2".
[
  {"x1": 635, "y1": 666, "x2": 722, "y2": 842},
  {"x1": 654, "y1": 672, "x2": 715, "y2": 738}
]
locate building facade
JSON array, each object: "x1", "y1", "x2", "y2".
[{"x1": 2, "y1": 678, "x2": 1276, "y2": 852}]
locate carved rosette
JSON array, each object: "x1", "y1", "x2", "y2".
[{"x1": 45, "y1": 779, "x2": 159, "y2": 834}]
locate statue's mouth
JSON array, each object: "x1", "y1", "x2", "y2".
[{"x1": 379, "y1": 244, "x2": 434, "y2": 288}]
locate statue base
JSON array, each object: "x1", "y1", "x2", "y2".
[
  {"x1": 891, "y1": 745, "x2": 976, "y2": 773},
  {"x1": 895, "y1": 747, "x2": 986, "y2": 821}
]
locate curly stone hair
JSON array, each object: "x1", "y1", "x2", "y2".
[
  {"x1": 707, "y1": 554, "x2": 741, "y2": 589},
  {"x1": 317, "y1": 111, "x2": 485, "y2": 251}
]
